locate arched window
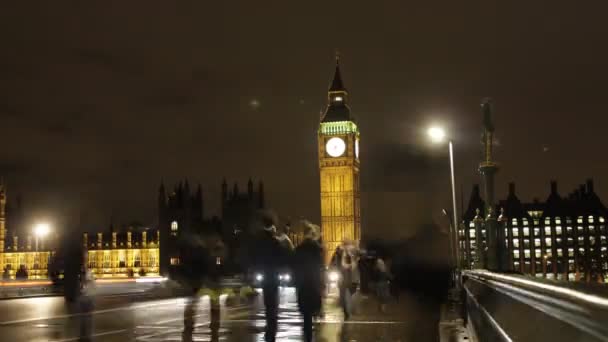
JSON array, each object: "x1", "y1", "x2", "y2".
[{"x1": 171, "y1": 221, "x2": 178, "y2": 231}]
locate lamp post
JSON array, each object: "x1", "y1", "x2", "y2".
[
  {"x1": 428, "y1": 127, "x2": 460, "y2": 284},
  {"x1": 34, "y1": 223, "x2": 50, "y2": 251}
]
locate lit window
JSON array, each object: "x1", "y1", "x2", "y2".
[
  {"x1": 578, "y1": 226, "x2": 584, "y2": 232},
  {"x1": 545, "y1": 238, "x2": 552, "y2": 247},
  {"x1": 524, "y1": 249, "x2": 531, "y2": 258},
  {"x1": 523, "y1": 219, "x2": 529, "y2": 226},
  {"x1": 578, "y1": 236, "x2": 585, "y2": 243},
  {"x1": 171, "y1": 221, "x2": 178, "y2": 231},
  {"x1": 589, "y1": 226, "x2": 595, "y2": 232},
  {"x1": 512, "y1": 228, "x2": 519, "y2": 237},
  {"x1": 513, "y1": 239, "x2": 520, "y2": 248},
  {"x1": 535, "y1": 249, "x2": 541, "y2": 258},
  {"x1": 534, "y1": 219, "x2": 540, "y2": 226},
  {"x1": 568, "y1": 248, "x2": 574, "y2": 257},
  {"x1": 556, "y1": 218, "x2": 562, "y2": 224},
  {"x1": 567, "y1": 227, "x2": 573, "y2": 234},
  {"x1": 335, "y1": 96, "x2": 343, "y2": 102},
  {"x1": 544, "y1": 218, "x2": 551, "y2": 225},
  {"x1": 556, "y1": 238, "x2": 562, "y2": 244},
  {"x1": 523, "y1": 228, "x2": 530, "y2": 237},
  {"x1": 469, "y1": 222, "x2": 475, "y2": 228},
  {"x1": 514, "y1": 261, "x2": 520, "y2": 268},
  {"x1": 588, "y1": 216, "x2": 594, "y2": 223},
  {"x1": 545, "y1": 249, "x2": 552, "y2": 257},
  {"x1": 170, "y1": 257, "x2": 180, "y2": 265},
  {"x1": 534, "y1": 238, "x2": 541, "y2": 247},
  {"x1": 555, "y1": 227, "x2": 562, "y2": 235},
  {"x1": 469, "y1": 229, "x2": 475, "y2": 239},
  {"x1": 216, "y1": 257, "x2": 222, "y2": 265},
  {"x1": 579, "y1": 248, "x2": 585, "y2": 254},
  {"x1": 577, "y1": 217, "x2": 583, "y2": 224},
  {"x1": 590, "y1": 237, "x2": 596, "y2": 245},
  {"x1": 512, "y1": 218, "x2": 518, "y2": 225},
  {"x1": 544, "y1": 227, "x2": 551, "y2": 235},
  {"x1": 534, "y1": 228, "x2": 540, "y2": 236},
  {"x1": 557, "y1": 249, "x2": 563, "y2": 257},
  {"x1": 513, "y1": 250, "x2": 520, "y2": 258},
  {"x1": 600, "y1": 217, "x2": 605, "y2": 223}
]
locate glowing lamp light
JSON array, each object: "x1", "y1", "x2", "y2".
[
  {"x1": 34, "y1": 223, "x2": 50, "y2": 238},
  {"x1": 328, "y1": 271, "x2": 340, "y2": 282},
  {"x1": 427, "y1": 126, "x2": 446, "y2": 143},
  {"x1": 255, "y1": 273, "x2": 264, "y2": 282}
]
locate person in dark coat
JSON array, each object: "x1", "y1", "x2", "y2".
[
  {"x1": 178, "y1": 234, "x2": 208, "y2": 335},
  {"x1": 252, "y1": 210, "x2": 289, "y2": 342},
  {"x1": 293, "y1": 222, "x2": 324, "y2": 342}
]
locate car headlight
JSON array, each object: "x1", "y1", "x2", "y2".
[
  {"x1": 328, "y1": 271, "x2": 340, "y2": 282},
  {"x1": 255, "y1": 273, "x2": 264, "y2": 282}
]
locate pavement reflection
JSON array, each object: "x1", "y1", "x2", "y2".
[{"x1": 0, "y1": 287, "x2": 439, "y2": 341}]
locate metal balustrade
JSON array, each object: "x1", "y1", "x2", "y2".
[{"x1": 463, "y1": 270, "x2": 608, "y2": 342}]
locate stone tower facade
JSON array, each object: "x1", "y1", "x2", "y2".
[{"x1": 318, "y1": 56, "x2": 361, "y2": 263}]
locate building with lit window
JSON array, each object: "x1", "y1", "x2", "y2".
[
  {"x1": 158, "y1": 179, "x2": 264, "y2": 277},
  {"x1": 0, "y1": 185, "x2": 53, "y2": 279},
  {"x1": 460, "y1": 101, "x2": 608, "y2": 282},
  {"x1": 83, "y1": 227, "x2": 160, "y2": 278}
]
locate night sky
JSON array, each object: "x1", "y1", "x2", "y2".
[{"x1": 1, "y1": 2, "x2": 607, "y2": 238}]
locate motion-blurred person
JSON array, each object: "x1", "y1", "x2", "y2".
[
  {"x1": 293, "y1": 222, "x2": 323, "y2": 342},
  {"x1": 334, "y1": 240, "x2": 359, "y2": 320},
  {"x1": 252, "y1": 210, "x2": 290, "y2": 342},
  {"x1": 177, "y1": 234, "x2": 208, "y2": 335},
  {"x1": 375, "y1": 256, "x2": 392, "y2": 313},
  {"x1": 79, "y1": 267, "x2": 96, "y2": 341}
]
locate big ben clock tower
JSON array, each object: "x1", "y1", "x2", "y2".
[{"x1": 318, "y1": 56, "x2": 361, "y2": 263}]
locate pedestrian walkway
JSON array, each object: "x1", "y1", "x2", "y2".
[{"x1": 133, "y1": 288, "x2": 440, "y2": 342}]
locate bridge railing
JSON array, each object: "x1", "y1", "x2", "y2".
[{"x1": 462, "y1": 269, "x2": 608, "y2": 342}]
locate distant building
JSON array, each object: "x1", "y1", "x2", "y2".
[
  {"x1": 460, "y1": 102, "x2": 608, "y2": 282},
  {"x1": 0, "y1": 178, "x2": 265, "y2": 280},
  {"x1": 158, "y1": 179, "x2": 264, "y2": 277},
  {"x1": 0, "y1": 185, "x2": 53, "y2": 279}
]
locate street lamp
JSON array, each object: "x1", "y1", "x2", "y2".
[
  {"x1": 428, "y1": 126, "x2": 460, "y2": 282},
  {"x1": 34, "y1": 223, "x2": 50, "y2": 251}
]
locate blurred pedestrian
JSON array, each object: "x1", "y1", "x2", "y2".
[
  {"x1": 178, "y1": 234, "x2": 208, "y2": 335},
  {"x1": 252, "y1": 210, "x2": 290, "y2": 342},
  {"x1": 336, "y1": 240, "x2": 360, "y2": 319},
  {"x1": 375, "y1": 256, "x2": 392, "y2": 313},
  {"x1": 293, "y1": 222, "x2": 323, "y2": 342}
]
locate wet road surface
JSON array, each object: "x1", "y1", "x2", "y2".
[{"x1": 0, "y1": 287, "x2": 439, "y2": 341}]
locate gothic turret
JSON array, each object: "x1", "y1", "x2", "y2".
[
  {"x1": 479, "y1": 99, "x2": 499, "y2": 215},
  {"x1": 322, "y1": 53, "x2": 352, "y2": 123}
]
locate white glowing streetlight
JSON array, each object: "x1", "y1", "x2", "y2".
[
  {"x1": 428, "y1": 126, "x2": 460, "y2": 285},
  {"x1": 33, "y1": 223, "x2": 51, "y2": 251},
  {"x1": 427, "y1": 126, "x2": 446, "y2": 143}
]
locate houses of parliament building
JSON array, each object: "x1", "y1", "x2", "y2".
[
  {"x1": 460, "y1": 101, "x2": 608, "y2": 282},
  {"x1": 0, "y1": 179, "x2": 264, "y2": 280}
]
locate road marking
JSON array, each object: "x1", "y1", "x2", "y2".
[
  {"x1": 0, "y1": 298, "x2": 185, "y2": 326},
  {"x1": 51, "y1": 328, "x2": 127, "y2": 342}
]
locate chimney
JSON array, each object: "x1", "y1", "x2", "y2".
[
  {"x1": 550, "y1": 181, "x2": 558, "y2": 195},
  {"x1": 508, "y1": 183, "x2": 516, "y2": 197},
  {"x1": 586, "y1": 179, "x2": 594, "y2": 193}
]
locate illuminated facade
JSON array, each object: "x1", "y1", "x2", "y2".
[
  {"x1": 0, "y1": 185, "x2": 52, "y2": 279},
  {"x1": 318, "y1": 56, "x2": 361, "y2": 263},
  {"x1": 83, "y1": 229, "x2": 160, "y2": 278},
  {"x1": 460, "y1": 103, "x2": 608, "y2": 282}
]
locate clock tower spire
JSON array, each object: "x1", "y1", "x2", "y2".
[{"x1": 318, "y1": 55, "x2": 361, "y2": 263}]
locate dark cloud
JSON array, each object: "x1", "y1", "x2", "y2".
[{"x1": 0, "y1": 1, "x2": 606, "y2": 235}]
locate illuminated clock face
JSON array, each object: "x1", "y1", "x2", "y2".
[
  {"x1": 326, "y1": 137, "x2": 346, "y2": 157},
  {"x1": 355, "y1": 139, "x2": 359, "y2": 158}
]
